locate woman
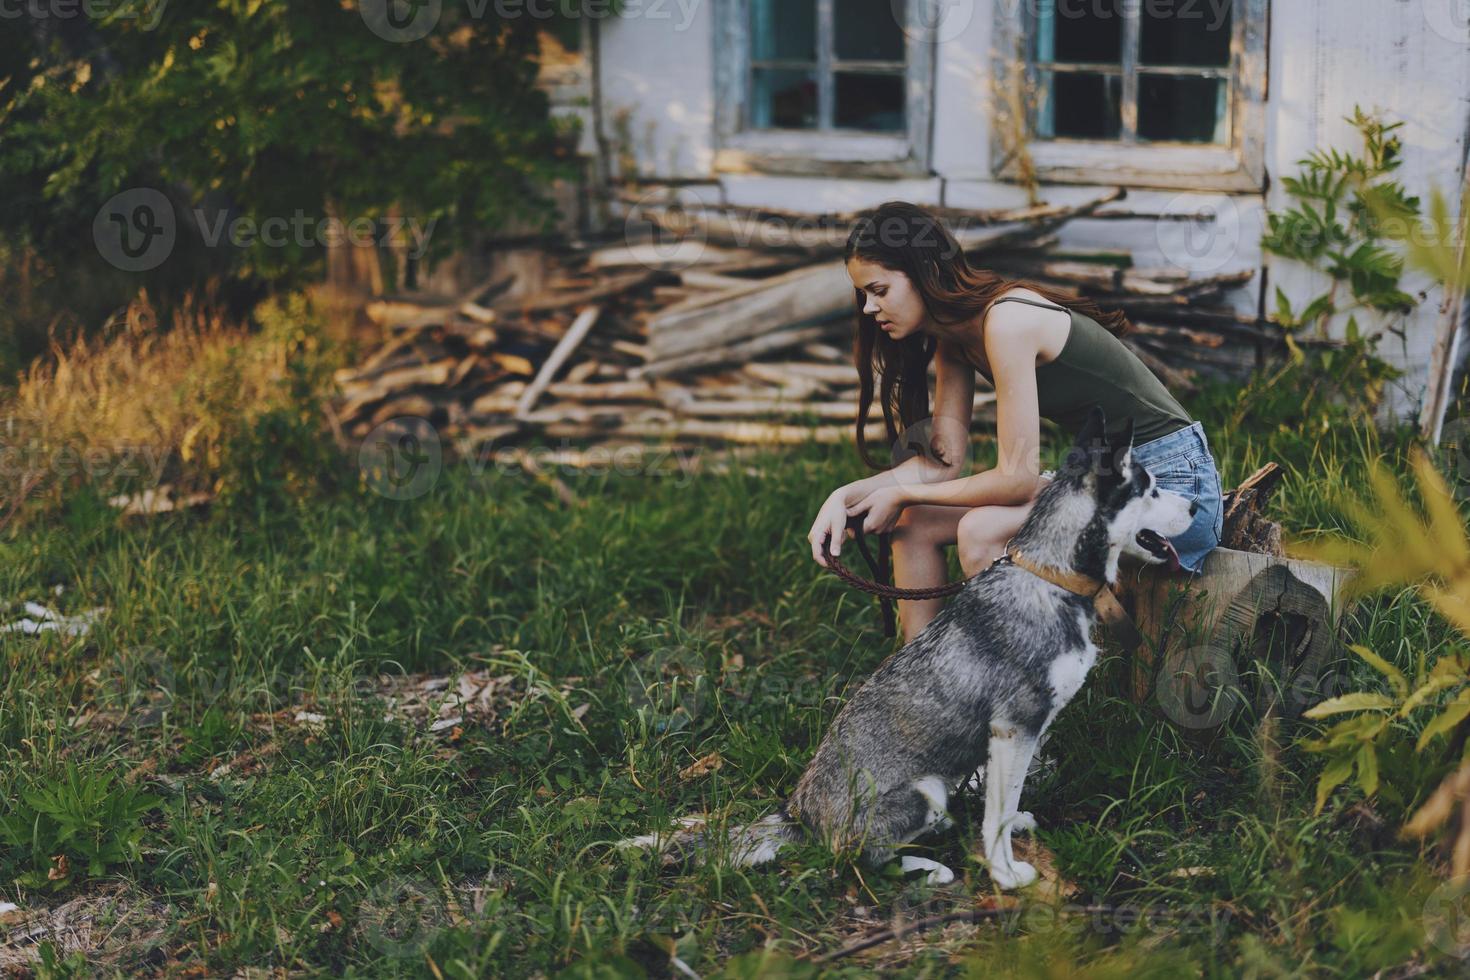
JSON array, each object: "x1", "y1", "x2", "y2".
[{"x1": 808, "y1": 201, "x2": 1224, "y2": 643}]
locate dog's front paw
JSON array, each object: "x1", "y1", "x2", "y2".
[
  {"x1": 899, "y1": 855, "x2": 955, "y2": 885},
  {"x1": 987, "y1": 859, "x2": 1038, "y2": 890},
  {"x1": 1008, "y1": 811, "x2": 1036, "y2": 834}
]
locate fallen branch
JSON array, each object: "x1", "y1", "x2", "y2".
[{"x1": 515, "y1": 305, "x2": 604, "y2": 419}]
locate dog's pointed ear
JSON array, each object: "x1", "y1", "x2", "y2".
[
  {"x1": 1075, "y1": 405, "x2": 1106, "y2": 452},
  {"x1": 1061, "y1": 405, "x2": 1108, "y2": 478},
  {"x1": 1109, "y1": 417, "x2": 1136, "y2": 478}
]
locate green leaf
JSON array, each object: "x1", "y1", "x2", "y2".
[
  {"x1": 1304, "y1": 692, "x2": 1396, "y2": 718},
  {"x1": 1315, "y1": 754, "x2": 1356, "y2": 814},
  {"x1": 1356, "y1": 743, "x2": 1379, "y2": 797}
]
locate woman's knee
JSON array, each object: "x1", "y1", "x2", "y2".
[
  {"x1": 892, "y1": 504, "x2": 964, "y2": 548},
  {"x1": 956, "y1": 505, "x2": 1030, "y2": 571}
]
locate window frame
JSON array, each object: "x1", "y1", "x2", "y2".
[
  {"x1": 992, "y1": 0, "x2": 1268, "y2": 191},
  {"x1": 713, "y1": 0, "x2": 936, "y2": 179}
]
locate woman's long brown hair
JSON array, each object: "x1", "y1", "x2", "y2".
[{"x1": 844, "y1": 201, "x2": 1132, "y2": 471}]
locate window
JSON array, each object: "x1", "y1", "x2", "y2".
[
  {"x1": 995, "y1": 0, "x2": 1267, "y2": 190},
  {"x1": 714, "y1": 0, "x2": 936, "y2": 178}
]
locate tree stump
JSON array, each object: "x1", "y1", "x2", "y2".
[{"x1": 1114, "y1": 464, "x2": 1357, "y2": 730}]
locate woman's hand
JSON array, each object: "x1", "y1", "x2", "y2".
[
  {"x1": 848, "y1": 485, "x2": 908, "y2": 535},
  {"x1": 808, "y1": 489, "x2": 857, "y2": 567}
]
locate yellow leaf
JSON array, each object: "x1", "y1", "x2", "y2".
[
  {"x1": 1416, "y1": 696, "x2": 1470, "y2": 751},
  {"x1": 678, "y1": 751, "x2": 723, "y2": 781},
  {"x1": 1402, "y1": 764, "x2": 1470, "y2": 838},
  {"x1": 1399, "y1": 674, "x2": 1465, "y2": 717},
  {"x1": 1369, "y1": 463, "x2": 1438, "y2": 579},
  {"x1": 1304, "y1": 692, "x2": 1396, "y2": 718},
  {"x1": 1350, "y1": 645, "x2": 1408, "y2": 699},
  {"x1": 1428, "y1": 587, "x2": 1470, "y2": 637},
  {"x1": 1411, "y1": 449, "x2": 1470, "y2": 567}
]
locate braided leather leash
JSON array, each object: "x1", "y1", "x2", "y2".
[
  {"x1": 821, "y1": 515, "x2": 1142, "y2": 652},
  {"x1": 820, "y1": 515, "x2": 964, "y2": 637}
]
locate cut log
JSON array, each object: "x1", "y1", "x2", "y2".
[
  {"x1": 633, "y1": 324, "x2": 837, "y2": 379},
  {"x1": 502, "y1": 271, "x2": 664, "y2": 315},
  {"x1": 337, "y1": 358, "x2": 459, "y2": 405},
  {"x1": 1117, "y1": 548, "x2": 1355, "y2": 727},
  {"x1": 542, "y1": 418, "x2": 889, "y2": 445},
  {"x1": 678, "y1": 270, "x2": 762, "y2": 292},
  {"x1": 646, "y1": 260, "x2": 852, "y2": 360}
]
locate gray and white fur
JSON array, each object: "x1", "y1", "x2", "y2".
[{"x1": 621, "y1": 407, "x2": 1195, "y2": 888}]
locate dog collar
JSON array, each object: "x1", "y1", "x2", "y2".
[{"x1": 1003, "y1": 549, "x2": 1143, "y2": 653}]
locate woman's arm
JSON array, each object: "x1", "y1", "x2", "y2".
[
  {"x1": 842, "y1": 341, "x2": 976, "y2": 502},
  {"x1": 903, "y1": 311, "x2": 1044, "y2": 509},
  {"x1": 810, "y1": 346, "x2": 976, "y2": 562}
]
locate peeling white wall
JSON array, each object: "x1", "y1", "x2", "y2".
[
  {"x1": 599, "y1": 2, "x2": 717, "y2": 179},
  {"x1": 1261, "y1": 0, "x2": 1470, "y2": 419}
]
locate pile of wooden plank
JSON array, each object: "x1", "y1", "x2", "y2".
[{"x1": 327, "y1": 189, "x2": 1304, "y2": 469}]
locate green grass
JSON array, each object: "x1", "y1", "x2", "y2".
[{"x1": 1, "y1": 381, "x2": 1467, "y2": 977}]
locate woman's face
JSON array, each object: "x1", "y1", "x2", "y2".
[{"x1": 846, "y1": 256, "x2": 927, "y2": 342}]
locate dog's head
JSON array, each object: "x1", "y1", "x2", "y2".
[{"x1": 1049, "y1": 406, "x2": 1196, "y2": 574}]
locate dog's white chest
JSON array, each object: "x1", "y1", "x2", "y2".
[{"x1": 1048, "y1": 640, "x2": 1097, "y2": 705}]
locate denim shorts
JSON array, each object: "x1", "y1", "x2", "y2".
[{"x1": 1130, "y1": 421, "x2": 1224, "y2": 573}]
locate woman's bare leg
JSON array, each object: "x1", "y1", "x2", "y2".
[
  {"x1": 890, "y1": 504, "x2": 967, "y2": 643},
  {"x1": 889, "y1": 499, "x2": 1044, "y2": 643}
]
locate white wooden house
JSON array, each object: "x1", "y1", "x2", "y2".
[{"x1": 543, "y1": 0, "x2": 1470, "y2": 426}]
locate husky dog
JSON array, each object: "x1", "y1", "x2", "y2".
[{"x1": 621, "y1": 407, "x2": 1196, "y2": 888}]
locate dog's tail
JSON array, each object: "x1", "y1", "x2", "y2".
[{"x1": 616, "y1": 810, "x2": 799, "y2": 868}]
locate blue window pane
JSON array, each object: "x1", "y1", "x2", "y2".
[
  {"x1": 752, "y1": 67, "x2": 818, "y2": 129},
  {"x1": 1138, "y1": 74, "x2": 1228, "y2": 143},
  {"x1": 835, "y1": 72, "x2": 905, "y2": 131},
  {"x1": 752, "y1": 0, "x2": 817, "y2": 61},
  {"x1": 836, "y1": 0, "x2": 906, "y2": 62},
  {"x1": 1036, "y1": 70, "x2": 1122, "y2": 139},
  {"x1": 1141, "y1": 6, "x2": 1232, "y2": 67}
]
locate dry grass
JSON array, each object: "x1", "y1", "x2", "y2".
[{"x1": 0, "y1": 290, "x2": 352, "y2": 524}]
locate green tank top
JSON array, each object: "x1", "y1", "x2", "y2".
[{"x1": 990, "y1": 296, "x2": 1191, "y2": 445}]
